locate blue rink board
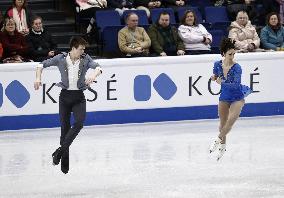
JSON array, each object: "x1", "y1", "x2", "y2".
[{"x1": 0, "y1": 102, "x2": 284, "y2": 131}]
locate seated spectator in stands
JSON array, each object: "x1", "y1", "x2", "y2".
[
  {"x1": 280, "y1": 0, "x2": 284, "y2": 24},
  {"x1": 260, "y1": 12, "x2": 284, "y2": 50},
  {"x1": 148, "y1": 12, "x2": 185, "y2": 56},
  {"x1": 1, "y1": 17, "x2": 30, "y2": 63},
  {"x1": 108, "y1": 0, "x2": 136, "y2": 16},
  {"x1": 214, "y1": 0, "x2": 258, "y2": 23},
  {"x1": 178, "y1": 10, "x2": 212, "y2": 55},
  {"x1": 118, "y1": 12, "x2": 151, "y2": 57},
  {"x1": 163, "y1": 0, "x2": 185, "y2": 12},
  {"x1": 134, "y1": 0, "x2": 162, "y2": 17},
  {"x1": 26, "y1": 16, "x2": 58, "y2": 62},
  {"x1": 75, "y1": 0, "x2": 108, "y2": 33},
  {"x1": 5, "y1": 0, "x2": 34, "y2": 36},
  {"x1": 228, "y1": 11, "x2": 260, "y2": 52}
]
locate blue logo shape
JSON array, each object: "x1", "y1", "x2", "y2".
[
  {"x1": 0, "y1": 83, "x2": 3, "y2": 108},
  {"x1": 5, "y1": 80, "x2": 30, "y2": 108},
  {"x1": 153, "y1": 73, "x2": 177, "y2": 100},
  {"x1": 134, "y1": 75, "x2": 151, "y2": 101}
]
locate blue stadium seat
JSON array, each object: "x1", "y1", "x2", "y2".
[
  {"x1": 187, "y1": 0, "x2": 213, "y2": 7},
  {"x1": 187, "y1": 0, "x2": 213, "y2": 17},
  {"x1": 96, "y1": 10, "x2": 121, "y2": 31},
  {"x1": 204, "y1": 6, "x2": 229, "y2": 24},
  {"x1": 209, "y1": 29, "x2": 225, "y2": 54},
  {"x1": 122, "y1": 10, "x2": 149, "y2": 25},
  {"x1": 150, "y1": 8, "x2": 176, "y2": 24},
  {"x1": 177, "y1": 6, "x2": 203, "y2": 23},
  {"x1": 102, "y1": 25, "x2": 124, "y2": 55}
]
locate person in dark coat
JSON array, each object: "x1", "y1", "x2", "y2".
[{"x1": 26, "y1": 16, "x2": 58, "y2": 62}]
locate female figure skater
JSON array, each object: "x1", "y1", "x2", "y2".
[{"x1": 209, "y1": 38, "x2": 252, "y2": 161}]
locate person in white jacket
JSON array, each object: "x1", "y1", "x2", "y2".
[{"x1": 178, "y1": 10, "x2": 212, "y2": 55}]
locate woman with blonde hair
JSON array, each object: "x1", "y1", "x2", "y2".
[
  {"x1": 1, "y1": 17, "x2": 29, "y2": 62},
  {"x1": 228, "y1": 10, "x2": 260, "y2": 52}
]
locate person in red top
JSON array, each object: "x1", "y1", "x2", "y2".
[
  {"x1": 1, "y1": 17, "x2": 29, "y2": 63},
  {"x1": 5, "y1": 0, "x2": 34, "y2": 36},
  {"x1": 0, "y1": 42, "x2": 3, "y2": 62}
]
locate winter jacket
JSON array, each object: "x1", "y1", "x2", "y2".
[
  {"x1": 26, "y1": 29, "x2": 57, "y2": 61},
  {"x1": 0, "y1": 31, "x2": 29, "y2": 59},
  {"x1": 260, "y1": 25, "x2": 284, "y2": 50},
  {"x1": 228, "y1": 20, "x2": 260, "y2": 50},
  {"x1": 178, "y1": 24, "x2": 212, "y2": 51},
  {"x1": 148, "y1": 23, "x2": 184, "y2": 54}
]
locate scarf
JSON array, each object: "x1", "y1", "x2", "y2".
[{"x1": 12, "y1": 7, "x2": 28, "y2": 32}]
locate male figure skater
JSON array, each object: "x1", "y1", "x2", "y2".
[{"x1": 34, "y1": 36, "x2": 102, "y2": 173}]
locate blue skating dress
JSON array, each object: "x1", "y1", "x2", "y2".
[{"x1": 213, "y1": 60, "x2": 252, "y2": 103}]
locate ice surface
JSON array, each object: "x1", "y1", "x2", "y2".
[{"x1": 0, "y1": 116, "x2": 284, "y2": 198}]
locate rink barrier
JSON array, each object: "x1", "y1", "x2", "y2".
[
  {"x1": 0, "y1": 102, "x2": 283, "y2": 131},
  {"x1": 1, "y1": 52, "x2": 284, "y2": 131}
]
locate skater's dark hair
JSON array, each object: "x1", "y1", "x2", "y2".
[
  {"x1": 69, "y1": 36, "x2": 89, "y2": 49},
  {"x1": 220, "y1": 38, "x2": 235, "y2": 56}
]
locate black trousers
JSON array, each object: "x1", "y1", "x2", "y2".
[{"x1": 59, "y1": 89, "x2": 86, "y2": 154}]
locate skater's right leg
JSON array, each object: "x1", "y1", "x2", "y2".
[
  {"x1": 218, "y1": 101, "x2": 230, "y2": 142},
  {"x1": 52, "y1": 90, "x2": 72, "y2": 166}
]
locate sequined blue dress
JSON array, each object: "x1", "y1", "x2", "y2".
[{"x1": 213, "y1": 60, "x2": 252, "y2": 103}]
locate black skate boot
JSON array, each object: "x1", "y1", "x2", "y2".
[
  {"x1": 52, "y1": 147, "x2": 62, "y2": 166},
  {"x1": 61, "y1": 148, "x2": 69, "y2": 174}
]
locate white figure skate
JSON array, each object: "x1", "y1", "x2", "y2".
[
  {"x1": 209, "y1": 137, "x2": 222, "y2": 153},
  {"x1": 216, "y1": 144, "x2": 226, "y2": 161}
]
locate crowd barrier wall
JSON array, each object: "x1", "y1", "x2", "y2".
[{"x1": 0, "y1": 52, "x2": 284, "y2": 131}]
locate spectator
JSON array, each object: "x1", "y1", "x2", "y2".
[
  {"x1": 260, "y1": 12, "x2": 284, "y2": 50},
  {"x1": 214, "y1": 0, "x2": 258, "y2": 23},
  {"x1": 5, "y1": 0, "x2": 34, "y2": 36},
  {"x1": 118, "y1": 12, "x2": 151, "y2": 57},
  {"x1": 148, "y1": 12, "x2": 185, "y2": 56},
  {"x1": 108, "y1": 0, "x2": 136, "y2": 16},
  {"x1": 75, "y1": 0, "x2": 108, "y2": 33},
  {"x1": 228, "y1": 11, "x2": 260, "y2": 52},
  {"x1": 26, "y1": 16, "x2": 58, "y2": 62},
  {"x1": 280, "y1": 0, "x2": 284, "y2": 24},
  {"x1": 163, "y1": 0, "x2": 185, "y2": 12},
  {"x1": 178, "y1": 10, "x2": 212, "y2": 55},
  {"x1": 134, "y1": 0, "x2": 162, "y2": 17},
  {"x1": 1, "y1": 17, "x2": 29, "y2": 63}
]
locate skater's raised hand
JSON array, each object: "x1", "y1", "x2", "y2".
[
  {"x1": 85, "y1": 77, "x2": 96, "y2": 86},
  {"x1": 85, "y1": 67, "x2": 102, "y2": 86}
]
